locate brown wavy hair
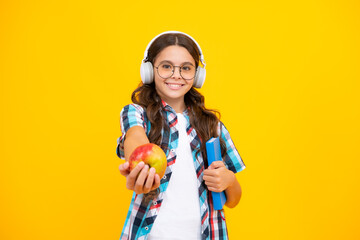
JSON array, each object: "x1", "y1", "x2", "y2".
[{"x1": 132, "y1": 33, "x2": 226, "y2": 201}]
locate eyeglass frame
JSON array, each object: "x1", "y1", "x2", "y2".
[{"x1": 154, "y1": 62, "x2": 197, "y2": 80}]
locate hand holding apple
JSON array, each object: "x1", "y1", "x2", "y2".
[
  {"x1": 129, "y1": 143, "x2": 167, "y2": 179},
  {"x1": 119, "y1": 161, "x2": 161, "y2": 194},
  {"x1": 119, "y1": 143, "x2": 167, "y2": 194}
]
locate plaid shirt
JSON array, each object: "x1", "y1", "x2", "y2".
[{"x1": 116, "y1": 101, "x2": 246, "y2": 240}]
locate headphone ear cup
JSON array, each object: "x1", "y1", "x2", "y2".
[
  {"x1": 140, "y1": 62, "x2": 154, "y2": 84},
  {"x1": 193, "y1": 66, "x2": 206, "y2": 88}
]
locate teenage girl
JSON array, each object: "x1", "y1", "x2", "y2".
[{"x1": 116, "y1": 31, "x2": 245, "y2": 240}]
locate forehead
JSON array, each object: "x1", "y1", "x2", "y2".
[{"x1": 154, "y1": 45, "x2": 195, "y2": 65}]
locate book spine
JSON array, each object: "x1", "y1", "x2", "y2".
[{"x1": 206, "y1": 137, "x2": 227, "y2": 210}]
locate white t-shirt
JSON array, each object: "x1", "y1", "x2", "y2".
[{"x1": 148, "y1": 113, "x2": 201, "y2": 240}]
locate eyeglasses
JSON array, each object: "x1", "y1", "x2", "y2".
[{"x1": 155, "y1": 61, "x2": 196, "y2": 80}]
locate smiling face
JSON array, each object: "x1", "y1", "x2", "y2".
[{"x1": 153, "y1": 45, "x2": 195, "y2": 112}]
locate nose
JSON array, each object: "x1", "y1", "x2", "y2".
[{"x1": 171, "y1": 66, "x2": 182, "y2": 79}]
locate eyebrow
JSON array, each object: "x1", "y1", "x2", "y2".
[{"x1": 159, "y1": 60, "x2": 195, "y2": 66}]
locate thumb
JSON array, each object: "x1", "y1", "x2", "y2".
[
  {"x1": 209, "y1": 161, "x2": 224, "y2": 169},
  {"x1": 119, "y1": 161, "x2": 130, "y2": 176}
]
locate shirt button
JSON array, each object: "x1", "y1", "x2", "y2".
[
  {"x1": 153, "y1": 201, "x2": 157, "y2": 205},
  {"x1": 171, "y1": 149, "x2": 175, "y2": 152},
  {"x1": 145, "y1": 227, "x2": 149, "y2": 230},
  {"x1": 162, "y1": 175, "x2": 167, "y2": 180}
]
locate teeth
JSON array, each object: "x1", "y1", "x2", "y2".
[{"x1": 167, "y1": 83, "x2": 183, "y2": 88}]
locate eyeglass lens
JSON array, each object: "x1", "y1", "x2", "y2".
[{"x1": 157, "y1": 62, "x2": 196, "y2": 80}]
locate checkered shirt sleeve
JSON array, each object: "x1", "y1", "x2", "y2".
[
  {"x1": 219, "y1": 122, "x2": 246, "y2": 173},
  {"x1": 116, "y1": 104, "x2": 147, "y2": 159}
]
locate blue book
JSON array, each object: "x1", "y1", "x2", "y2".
[{"x1": 206, "y1": 137, "x2": 227, "y2": 210}]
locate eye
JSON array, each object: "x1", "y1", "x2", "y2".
[
  {"x1": 181, "y1": 65, "x2": 193, "y2": 71},
  {"x1": 161, "y1": 64, "x2": 172, "y2": 69}
]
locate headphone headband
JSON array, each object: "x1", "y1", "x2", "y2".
[{"x1": 142, "y1": 31, "x2": 206, "y2": 67}]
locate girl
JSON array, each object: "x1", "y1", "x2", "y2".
[{"x1": 116, "y1": 31, "x2": 245, "y2": 240}]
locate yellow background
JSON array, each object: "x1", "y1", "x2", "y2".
[{"x1": 1, "y1": 0, "x2": 359, "y2": 239}]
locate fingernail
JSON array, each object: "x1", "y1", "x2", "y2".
[
  {"x1": 138, "y1": 161, "x2": 145, "y2": 167},
  {"x1": 150, "y1": 167, "x2": 155, "y2": 174}
]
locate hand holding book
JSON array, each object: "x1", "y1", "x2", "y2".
[
  {"x1": 204, "y1": 137, "x2": 228, "y2": 210},
  {"x1": 205, "y1": 161, "x2": 235, "y2": 192}
]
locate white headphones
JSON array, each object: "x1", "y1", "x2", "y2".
[{"x1": 140, "y1": 31, "x2": 206, "y2": 88}]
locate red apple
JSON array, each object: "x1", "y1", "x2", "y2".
[{"x1": 129, "y1": 143, "x2": 167, "y2": 179}]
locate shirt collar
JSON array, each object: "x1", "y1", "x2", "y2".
[
  {"x1": 161, "y1": 99, "x2": 190, "y2": 116},
  {"x1": 161, "y1": 99, "x2": 173, "y2": 112}
]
